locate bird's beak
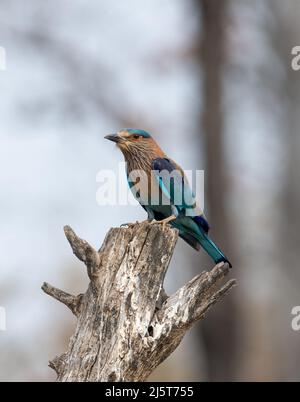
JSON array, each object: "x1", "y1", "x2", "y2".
[{"x1": 104, "y1": 133, "x2": 121, "y2": 143}]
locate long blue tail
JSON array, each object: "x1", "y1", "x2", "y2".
[
  {"x1": 197, "y1": 231, "x2": 232, "y2": 268},
  {"x1": 171, "y1": 218, "x2": 232, "y2": 267}
]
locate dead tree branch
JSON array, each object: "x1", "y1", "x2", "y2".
[{"x1": 42, "y1": 222, "x2": 236, "y2": 382}]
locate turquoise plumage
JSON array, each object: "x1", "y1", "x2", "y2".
[{"x1": 105, "y1": 128, "x2": 232, "y2": 268}]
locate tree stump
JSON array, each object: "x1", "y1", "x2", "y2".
[{"x1": 42, "y1": 222, "x2": 236, "y2": 382}]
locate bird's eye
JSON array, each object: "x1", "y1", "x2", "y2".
[{"x1": 132, "y1": 135, "x2": 140, "y2": 140}]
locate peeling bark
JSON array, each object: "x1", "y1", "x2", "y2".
[{"x1": 42, "y1": 222, "x2": 236, "y2": 382}]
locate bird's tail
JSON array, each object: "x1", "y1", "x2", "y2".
[{"x1": 196, "y1": 231, "x2": 232, "y2": 268}]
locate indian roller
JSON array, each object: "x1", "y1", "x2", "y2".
[{"x1": 105, "y1": 128, "x2": 232, "y2": 267}]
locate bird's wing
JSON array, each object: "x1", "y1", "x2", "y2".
[
  {"x1": 152, "y1": 157, "x2": 196, "y2": 212},
  {"x1": 152, "y1": 157, "x2": 210, "y2": 233}
]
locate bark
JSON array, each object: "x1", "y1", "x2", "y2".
[{"x1": 42, "y1": 222, "x2": 236, "y2": 382}]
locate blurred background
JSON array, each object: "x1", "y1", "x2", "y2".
[{"x1": 0, "y1": 0, "x2": 300, "y2": 381}]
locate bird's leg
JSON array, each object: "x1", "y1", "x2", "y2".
[{"x1": 150, "y1": 215, "x2": 177, "y2": 230}]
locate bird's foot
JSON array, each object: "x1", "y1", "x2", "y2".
[
  {"x1": 149, "y1": 215, "x2": 177, "y2": 231},
  {"x1": 120, "y1": 219, "x2": 151, "y2": 228},
  {"x1": 120, "y1": 221, "x2": 139, "y2": 228}
]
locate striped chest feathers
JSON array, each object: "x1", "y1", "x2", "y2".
[{"x1": 126, "y1": 159, "x2": 168, "y2": 207}]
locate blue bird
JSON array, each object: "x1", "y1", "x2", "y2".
[{"x1": 105, "y1": 129, "x2": 232, "y2": 267}]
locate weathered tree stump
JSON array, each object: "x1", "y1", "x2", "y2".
[{"x1": 42, "y1": 222, "x2": 236, "y2": 382}]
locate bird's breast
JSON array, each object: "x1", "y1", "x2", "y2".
[{"x1": 127, "y1": 166, "x2": 170, "y2": 209}]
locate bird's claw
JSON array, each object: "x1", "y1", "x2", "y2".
[
  {"x1": 120, "y1": 221, "x2": 138, "y2": 228},
  {"x1": 120, "y1": 219, "x2": 152, "y2": 228},
  {"x1": 121, "y1": 216, "x2": 176, "y2": 230}
]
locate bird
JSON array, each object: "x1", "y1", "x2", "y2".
[{"x1": 105, "y1": 128, "x2": 232, "y2": 267}]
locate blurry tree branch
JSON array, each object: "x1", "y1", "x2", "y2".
[
  {"x1": 42, "y1": 222, "x2": 236, "y2": 382},
  {"x1": 2, "y1": 23, "x2": 142, "y2": 127},
  {"x1": 192, "y1": 0, "x2": 240, "y2": 381}
]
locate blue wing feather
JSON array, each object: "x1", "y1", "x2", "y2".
[
  {"x1": 193, "y1": 215, "x2": 210, "y2": 233},
  {"x1": 152, "y1": 158, "x2": 196, "y2": 211}
]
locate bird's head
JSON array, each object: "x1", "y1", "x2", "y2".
[{"x1": 105, "y1": 128, "x2": 164, "y2": 158}]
